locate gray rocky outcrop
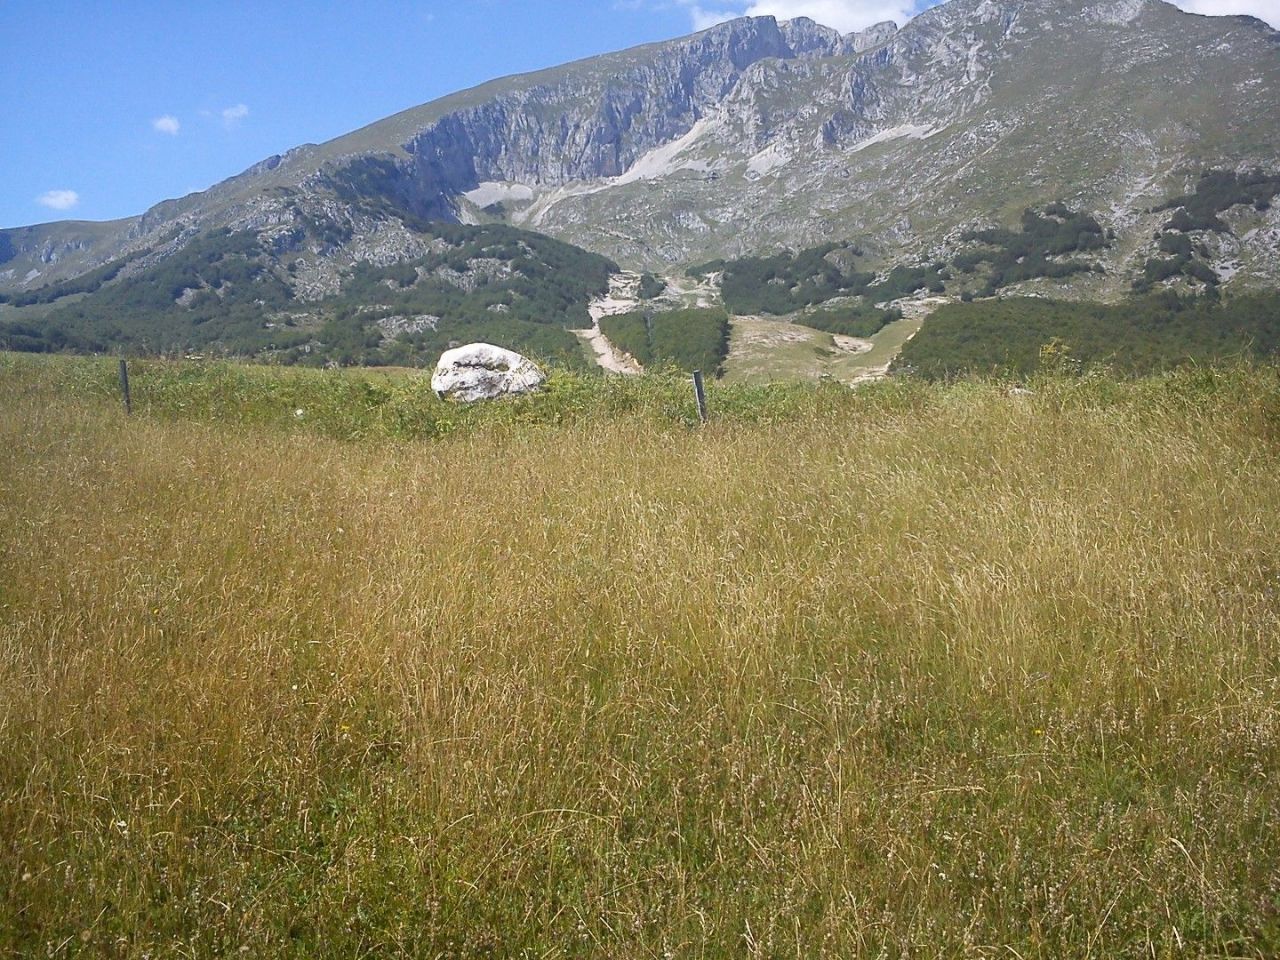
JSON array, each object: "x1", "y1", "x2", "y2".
[{"x1": 431, "y1": 343, "x2": 546, "y2": 402}]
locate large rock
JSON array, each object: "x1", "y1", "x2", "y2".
[{"x1": 431, "y1": 343, "x2": 546, "y2": 402}]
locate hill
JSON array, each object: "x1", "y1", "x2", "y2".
[{"x1": 0, "y1": 222, "x2": 616, "y2": 368}]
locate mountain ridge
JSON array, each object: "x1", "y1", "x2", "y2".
[{"x1": 3, "y1": 0, "x2": 1278, "y2": 300}]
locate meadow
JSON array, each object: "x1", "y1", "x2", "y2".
[{"x1": 2, "y1": 353, "x2": 1279, "y2": 957}]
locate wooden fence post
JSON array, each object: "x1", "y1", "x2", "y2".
[
  {"x1": 118, "y1": 358, "x2": 132, "y2": 415},
  {"x1": 692, "y1": 369, "x2": 708, "y2": 424}
]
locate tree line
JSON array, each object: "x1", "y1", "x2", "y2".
[
  {"x1": 895, "y1": 291, "x2": 1280, "y2": 379},
  {"x1": 599, "y1": 307, "x2": 731, "y2": 375}
]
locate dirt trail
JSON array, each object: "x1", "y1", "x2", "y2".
[
  {"x1": 577, "y1": 327, "x2": 643, "y2": 374},
  {"x1": 580, "y1": 273, "x2": 645, "y2": 375}
]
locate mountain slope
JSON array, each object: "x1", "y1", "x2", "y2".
[
  {"x1": 0, "y1": 222, "x2": 616, "y2": 368},
  {"x1": 506, "y1": 0, "x2": 1280, "y2": 281}
]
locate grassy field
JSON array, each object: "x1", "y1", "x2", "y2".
[
  {"x1": 2, "y1": 354, "x2": 1280, "y2": 957},
  {"x1": 723, "y1": 314, "x2": 925, "y2": 385}
]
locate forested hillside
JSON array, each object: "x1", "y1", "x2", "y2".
[
  {"x1": 895, "y1": 292, "x2": 1280, "y2": 378},
  {"x1": 689, "y1": 243, "x2": 875, "y2": 315},
  {"x1": 953, "y1": 206, "x2": 1109, "y2": 296},
  {"x1": 0, "y1": 223, "x2": 616, "y2": 368},
  {"x1": 1134, "y1": 169, "x2": 1280, "y2": 294},
  {"x1": 599, "y1": 307, "x2": 731, "y2": 374},
  {"x1": 694, "y1": 203, "x2": 1113, "y2": 316}
]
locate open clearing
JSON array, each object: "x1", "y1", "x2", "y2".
[
  {"x1": 2, "y1": 355, "x2": 1279, "y2": 957},
  {"x1": 722, "y1": 308, "x2": 928, "y2": 385}
]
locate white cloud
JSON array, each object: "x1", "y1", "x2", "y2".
[
  {"x1": 221, "y1": 103, "x2": 249, "y2": 128},
  {"x1": 682, "y1": 0, "x2": 918, "y2": 32},
  {"x1": 1168, "y1": 0, "x2": 1279, "y2": 26},
  {"x1": 36, "y1": 189, "x2": 80, "y2": 211},
  {"x1": 688, "y1": 5, "x2": 739, "y2": 28},
  {"x1": 745, "y1": 0, "x2": 914, "y2": 31},
  {"x1": 152, "y1": 114, "x2": 180, "y2": 135}
]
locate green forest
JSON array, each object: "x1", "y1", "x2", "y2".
[
  {"x1": 0, "y1": 222, "x2": 617, "y2": 369},
  {"x1": 953, "y1": 206, "x2": 1108, "y2": 296},
  {"x1": 0, "y1": 230, "x2": 296, "y2": 356},
  {"x1": 688, "y1": 242, "x2": 875, "y2": 314},
  {"x1": 1154, "y1": 168, "x2": 1280, "y2": 233},
  {"x1": 692, "y1": 203, "x2": 1112, "y2": 315},
  {"x1": 895, "y1": 291, "x2": 1280, "y2": 379},
  {"x1": 1134, "y1": 169, "x2": 1280, "y2": 293},
  {"x1": 795, "y1": 302, "x2": 903, "y2": 339},
  {"x1": 599, "y1": 307, "x2": 731, "y2": 375},
  {"x1": 0, "y1": 247, "x2": 154, "y2": 308}
]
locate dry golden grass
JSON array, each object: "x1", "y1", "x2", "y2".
[{"x1": 1, "y1": 357, "x2": 1279, "y2": 957}]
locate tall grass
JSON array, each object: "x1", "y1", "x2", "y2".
[{"x1": 2, "y1": 355, "x2": 1278, "y2": 957}]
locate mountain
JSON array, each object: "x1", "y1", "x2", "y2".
[{"x1": 2, "y1": 0, "x2": 1279, "y2": 351}]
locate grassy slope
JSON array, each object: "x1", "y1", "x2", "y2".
[
  {"x1": 2, "y1": 355, "x2": 1280, "y2": 957},
  {"x1": 722, "y1": 316, "x2": 838, "y2": 383},
  {"x1": 724, "y1": 314, "x2": 925, "y2": 384}
]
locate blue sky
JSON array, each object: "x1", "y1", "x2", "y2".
[{"x1": 3, "y1": 0, "x2": 1275, "y2": 229}]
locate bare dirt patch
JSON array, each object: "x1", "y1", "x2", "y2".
[{"x1": 582, "y1": 273, "x2": 645, "y2": 375}]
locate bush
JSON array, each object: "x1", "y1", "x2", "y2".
[{"x1": 637, "y1": 273, "x2": 666, "y2": 299}]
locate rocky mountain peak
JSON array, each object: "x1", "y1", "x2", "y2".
[
  {"x1": 848, "y1": 21, "x2": 900, "y2": 52},
  {"x1": 777, "y1": 16, "x2": 845, "y2": 56},
  {"x1": 683, "y1": 16, "x2": 795, "y2": 68}
]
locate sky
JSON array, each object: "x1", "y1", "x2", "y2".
[{"x1": 2, "y1": 0, "x2": 1276, "y2": 229}]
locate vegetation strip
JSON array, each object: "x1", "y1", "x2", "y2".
[{"x1": 896, "y1": 292, "x2": 1280, "y2": 379}]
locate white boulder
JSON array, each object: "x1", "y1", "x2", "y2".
[{"x1": 431, "y1": 343, "x2": 546, "y2": 402}]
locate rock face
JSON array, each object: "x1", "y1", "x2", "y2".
[{"x1": 431, "y1": 343, "x2": 546, "y2": 402}]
